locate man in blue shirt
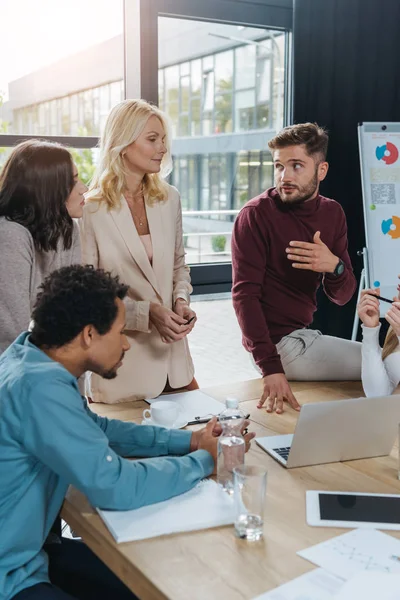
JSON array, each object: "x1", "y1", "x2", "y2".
[{"x1": 0, "y1": 265, "x2": 255, "y2": 600}]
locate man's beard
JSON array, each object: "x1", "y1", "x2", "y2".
[
  {"x1": 278, "y1": 169, "x2": 319, "y2": 205},
  {"x1": 93, "y1": 350, "x2": 125, "y2": 380},
  {"x1": 102, "y1": 368, "x2": 118, "y2": 380}
]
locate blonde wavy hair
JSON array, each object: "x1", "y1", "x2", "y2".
[
  {"x1": 86, "y1": 99, "x2": 173, "y2": 208},
  {"x1": 382, "y1": 327, "x2": 399, "y2": 360}
]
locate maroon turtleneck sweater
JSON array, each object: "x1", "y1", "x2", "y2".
[{"x1": 231, "y1": 187, "x2": 356, "y2": 377}]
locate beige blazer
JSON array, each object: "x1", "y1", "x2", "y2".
[{"x1": 79, "y1": 184, "x2": 194, "y2": 403}]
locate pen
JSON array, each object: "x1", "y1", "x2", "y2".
[
  {"x1": 187, "y1": 413, "x2": 251, "y2": 426},
  {"x1": 367, "y1": 293, "x2": 394, "y2": 305}
]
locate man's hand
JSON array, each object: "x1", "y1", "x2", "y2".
[
  {"x1": 190, "y1": 417, "x2": 256, "y2": 454},
  {"x1": 190, "y1": 418, "x2": 219, "y2": 474},
  {"x1": 357, "y1": 288, "x2": 380, "y2": 328},
  {"x1": 258, "y1": 373, "x2": 301, "y2": 414},
  {"x1": 174, "y1": 298, "x2": 197, "y2": 330},
  {"x1": 286, "y1": 231, "x2": 339, "y2": 273},
  {"x1": 149, "y1": 302, "x2": 191, "y2": 343}
]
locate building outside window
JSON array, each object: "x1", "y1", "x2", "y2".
[{"x1": 0, "y1": 12, "x2": 288, "y2": 264}]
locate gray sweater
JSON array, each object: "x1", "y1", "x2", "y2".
[{"x1": 0, "y1": 217, "x2": 81, "y2": 353}]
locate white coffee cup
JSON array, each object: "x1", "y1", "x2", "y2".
[{"x1": 143, "y1": 400, "x2": 179, "y2": 427}]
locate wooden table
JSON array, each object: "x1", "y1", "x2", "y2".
[{"x1": 61, "y1": 380, "x2": 400, "y2": 600}]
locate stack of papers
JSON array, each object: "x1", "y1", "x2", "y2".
[
  {"x1": 297, "y1": 528, "x2": 400, "y2": 580},
  {"x1": 97, "y1": 479, "x2": 235, "y2": 543},
  {"x1": 252, "y1": 568, "x2": 343, "y2": 599},
  {"x1": 253, "y1": 529, "x2": 400, "y2": 599},
  {"x1": 146, "y1": 389, "x2": 225, "y2": 424},
  {"x1": 252, "y1": 569, "x2": 400, "y2": 600},
  {"x1": 335, "y1": 572, "x2": 400, "y2": 599}
]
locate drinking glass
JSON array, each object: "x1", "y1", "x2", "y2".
[{"x1": 233, "y1": 465, "x2": 267, "y2": 541}]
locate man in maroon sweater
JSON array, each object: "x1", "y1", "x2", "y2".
[{"x1": 232, "y1": 123, "x2": 361, "y2": 414}]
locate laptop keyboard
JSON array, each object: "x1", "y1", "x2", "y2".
[{"x1": 273, "y1": 446, "x2": 291, "y2": 460}]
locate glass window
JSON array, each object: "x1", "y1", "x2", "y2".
[
  {"x1": 70, "y1": 95, "x2": 79, "y2": 134},
  {"x1": 235, "y1": 45, "x2": 256, "y2": 90},
  {"x1": 257, "y1": 104, "x2": 270, "y2": 128},
  {"x1": 165, "y1": 66, "x2": 179, "y2": 103},
  {"x1": 191, "y1": 97, "x2": 201, "y2": 136},
  {"x1": 0, "y1": 0, "x2": 124, "y2": 136},
  {"x1": 50, "y1": 100, "x2": 57, "y2": 134},
  {"x1": 92, "y1": 88, "x2": 100, "y2": 135},
  {"x1": 179, "y1": 158, "x2": 189, "y2": 210},
  {"x1": 215, "y1": 51, "x2": 233, "y2": 94},
  {"x1": 235, "y1": 89, "x2": 256, "y2": 131},
  {"x1": 38, "y1": 103, "x2": 46, "y2": 134},
  {"x1": 202, "y1": 70, "x2": 214, "y2": 135},
  {"x1": 110, "y1": 81, "x2": 123, "y2": 110},
  {"x1": 215, "y1": 93, "x2": 232, "y2": 133},
  {"x1": 165, "y1": 66, "x2": 179, "y2": 135},
  {"x1": 257, "y1": 58, "x2": 271, "y2": 103},
  {"x1": 180, "y1": 75, "x2": 190, "y2": 113},
  {"x1": 158, "y1": 70, "x2": 165, "y2": 110},
  {"x1": 180, "y1": 62, "x2": 190, "y2": 77},
  {"x1": 158, "y1": 17, "x2": 288, "y2": 265},
  {"x1": 191, "y1": 60, "x2": 202, "y2": 96},
  {"x1": 261, "y1": 152, "x2": 274, "y2": 190},
  {"x1": 81, "y1": 90, "x2": 93, "y2": 134},
  {"x1": 179, "y1": 114, "x2": 189, "y2": 137},
  {"x1": 61, "y1": 97, "x2": 70, "y2": 134}
]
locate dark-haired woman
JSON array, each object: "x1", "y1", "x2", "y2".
[{"x1": 0, "y1": 140, "x2": 87, "y2": 353}]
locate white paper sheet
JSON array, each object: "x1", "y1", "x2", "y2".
[
  {"x1": 97, "y1": 479, "x2": 235, "y2": 543},
  {"x1": 146, "y1": 389, "x2": 226, "y2": 424},
  {"x1": 252, "y1": 568, "x2": 344, "y2": 600},
  {"x1": 334, "y1": 571, "x2": 400, "y2": 600},
  {"x1": 298, "y1": 529, "x2": 400, "y2": 581}
]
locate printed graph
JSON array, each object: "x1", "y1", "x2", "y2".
[{"x1": 298, "y1": 529, "x2": 400, "y2": 581}]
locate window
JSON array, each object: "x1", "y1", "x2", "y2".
[
  {"x1": 0, "y1": 0, "x2": 123, "y2": 138},
  {"x1": 157, "y1": 17, "x2": 289, "y2": 266}
]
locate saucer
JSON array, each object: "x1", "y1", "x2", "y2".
[{"x1": 141, "y1": 416, "x2": 188, "y2": 429}]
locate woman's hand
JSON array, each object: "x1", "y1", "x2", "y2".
[
  {"x1": 174, "y1": 298, "x2": 197, "y2": 332},
  {"x1": 357, "y1": 289, "x2": 380, "y2": 328},
  {"x1": 149, "y1": 302, "x2": 191, "y2": 343},
  {"x1": 385, "y1": 302, "x2": 400, "y2": 336}
]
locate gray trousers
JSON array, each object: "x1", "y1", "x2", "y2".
[{"x1": 259, "y1": 329, "x2": 362, "y2": 381}]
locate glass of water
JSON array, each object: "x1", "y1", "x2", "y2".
[{"x1": 233, "y1": 465, "x2": 267, "y2": 541}]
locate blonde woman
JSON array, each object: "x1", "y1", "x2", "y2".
[
  {"x1": 357, "y1": 285, "x2": 400, "y2": 397},
  {"x1": 80, "y1": 99, "x2": 197, "y2": 403}
]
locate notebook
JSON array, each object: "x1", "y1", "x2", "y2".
[
  {"x1": 97, "y1": 479, "x2": 235, "y2": 543},
  {"x1": 145, "y1": 389, "x2": 226, "y2": 425}
]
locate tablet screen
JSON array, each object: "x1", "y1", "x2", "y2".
[{"x1": 319, "y1": 493, "x2": 400, "y2": 524}]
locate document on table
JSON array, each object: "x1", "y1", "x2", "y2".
[
  {"x1": 97, "y1": 479, "x2": 235, "y2": 543},
  {"x1": 251, "y1": 568, "x2": 344, "y2": 600},
  {"x1": 297, "y1": 529, "x2": 400, "y2": 580},
  {"x1": 334, "y1": 572, "x2": 400, "y2": 600},
  {"x1": 145, "y1": 389, "x2": 225, "y2": 424}
]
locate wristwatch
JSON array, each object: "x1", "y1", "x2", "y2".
[{"x1": 332, "y1": 258, "x2": 345, "y2": 277}]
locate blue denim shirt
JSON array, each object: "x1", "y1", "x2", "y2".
[{"x1": 0, "y1": 333, "x2": 213, "y2": 600}]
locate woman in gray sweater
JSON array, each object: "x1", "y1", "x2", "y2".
[{"x1": 0, "y1": 140, "x2": 87, "y2": 353}]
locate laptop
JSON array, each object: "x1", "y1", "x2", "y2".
[{"x1": 256, "y1": 394, "x2": 400, "y2": 468}]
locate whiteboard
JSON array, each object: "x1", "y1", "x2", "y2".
[{"x1": 358, "y1": 122, "x2": 400, "y2": 314}]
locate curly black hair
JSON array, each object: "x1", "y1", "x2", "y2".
[{"x1": 30, "y1": 265, "x2": 129, "y2": 348}]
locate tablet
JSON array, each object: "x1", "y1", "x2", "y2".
[{"x1": 306, "y1": 490, "x2": 400, "y2": 530}]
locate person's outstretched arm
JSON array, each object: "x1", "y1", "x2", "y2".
[
  {"x1": 23, "y1": 377, "x2": 214, "y2": 510},
  {"x1": 358, "y1": 290, "x2": 399, "y2": 396},
  {"x1": 232, "y1": 208, "x2": 299, "y2": 414}
]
